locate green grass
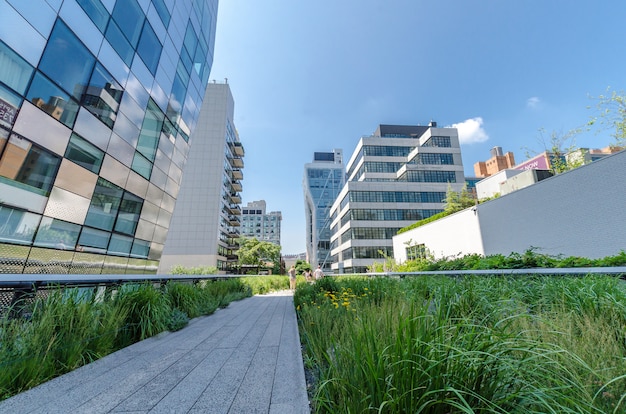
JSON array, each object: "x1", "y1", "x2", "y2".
[
  {"x1": 295, "y1": 275, "x2": 626, "y2": 413},
  {"x1": 0, "y1": 276, "x2": 288, "y2": 400}
]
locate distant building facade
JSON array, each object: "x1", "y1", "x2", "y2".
[
  {"x1": 159, "y1": 82, "x2": 244, "y2": 273},
  {"x1": 393, "y1": 149, "x2": 626, "y2": 262},
  {"x1": 330, "y1": 123, "x2": 465, "y2": 274},
  {"x1": 303, "y1": 149, "x2": 345, "y2": 271},
  {"x1": 240, "y1": 200, "x2": 282, "y2": 246},
  {"x1": 0, "y1": 0, "x2": 218, "y2": 274},
  {"x1": 474, "y1": 146, "x2": 516, "y2": 177}
]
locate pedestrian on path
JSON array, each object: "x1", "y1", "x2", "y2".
[
  {"x1": 313, "y1": 265, "x2": 324, "y2": 280},
  {"x1": 288, "y1": 265, "x2": 297, "y2": 290}
]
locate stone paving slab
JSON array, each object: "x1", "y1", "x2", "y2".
[{"x1": 0, "y1": 291, "x2": 310, "y2": 414}]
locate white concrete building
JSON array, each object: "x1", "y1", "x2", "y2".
[
  {"x1": 330, "y1": 123, "x2": 465, "y2": 274},
  {"x1": 159, "y1": 82, "x2": 244, "y2": 273},
  {"x1": 240, "y1": 200, "x2": 282, "y2": 246},
  {"x1": 393, "y1": 149, "x2": 626, "y2": 263}
]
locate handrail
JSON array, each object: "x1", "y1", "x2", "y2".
[
  {"x1": 0, "y1": 274, "x2": 243, "y2": 289},
  {"x1": 361, "y1": 266, "x2": 626, "y2": 278}
]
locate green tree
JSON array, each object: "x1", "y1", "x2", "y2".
[
  {"x1": 236, "y1": 237, "x2": 281, "y2": 273},
  {"x1": 524, "y1": 127, "x2": 586, "y2": 174},
  {"x1": 294, "y1": 259, "x2": 311, "y2": 274},
  {"x1": 589, "y1": 87, "x2": 626, "y2": 147},
  {"x1": 443, "y1": 184, "x2": 475, "y2": 214}
]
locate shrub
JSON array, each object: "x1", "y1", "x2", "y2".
[{"x1": 167, "y1": 308, "x2": 189, "y2": 331}]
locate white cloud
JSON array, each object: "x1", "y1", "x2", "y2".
[
  {"x1": 449, "y1": 117, "x2": 489, "y2": 144},
  {"x1": 526, "y1": 96, "x2": 541, "y2": 109}
]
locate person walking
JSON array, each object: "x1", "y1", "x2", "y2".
[
  {"x1": 288, "y1": 265, "x2": 297, "y2": 290},
  {"x1": 313, "y1": 265, "x2": 324, "y2": 281}
]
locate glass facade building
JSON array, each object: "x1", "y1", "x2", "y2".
[
  {"x1": 303, "y1": 149, "x2": 345, "y2": 272},
  {"x1": 329, "y1": 123, "x2": 466, "y2": 274},
  {"x1": 0, "y1": 0, "x2": 218, "y2": 274}
]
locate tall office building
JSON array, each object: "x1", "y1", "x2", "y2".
[
  {"x1": 329, "y1": 123, "x2": 465, "y2": 274},
  {"x1": 240, "y1": 200, "x2": 282, "y2": 246},
  {"x1": 0, "y1": 0, "x2": 218, "y2": 274},
  {"x1": 303, "y1": 149, "x2": 345, "y2": 271},
  {"x1": 159, "y1": 81, "x2": 244, "y2": 273}
]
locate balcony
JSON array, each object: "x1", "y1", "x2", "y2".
[
  {"x1": 231, "y1": 181, "x2": 242, "y2": 192},
  {"x1": 229, "y1": 192, "x2": 242, "y2": 204},
  {"x1": 232, "y1": 169, "x2": 243, "y2": 180},
  {"x1": 228, "y1": 216, "x2": 240, "y2": 226},
  {"x1": 229, "y1": 156, "x2": 244, "y2": 168},
  {"x1": 229, "y1": 141, "x2": 245, "y2": 156},
  {"x1": 226, "y1": 227, "x2": 240, "y2": 238},
  {"x1": 229, "y1": 204, "x2": 241, "y2": 215}
]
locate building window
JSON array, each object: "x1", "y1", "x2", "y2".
[
  {"x1": 423, "y1": 136, "x2": 451, "y2": 148},
  {"x1": 65, "y1": 133, "x2": 104, "y2": 174},
  {"x1": 76, "y1": 0, "x2": 110, "y2": 33},
  {"x1": 114, "y1": 191, "x2": 143, "y2": 235},
  {"x1": 0, "y1": 133, "x2": 61, "y2": 196},
  {"x1": 27, "y1": 72, "x2": 80, "y2": 128},
  {"x1": 0, "y1": 205, "x2": 39, "y2": 245},
  {"x1": 85, "y1": 178, "x2": 124, "y2": 231},
  {"x1": 137, "y1": 22, "x2": 162, "y2": 75},
  {"x1": 38, "y1": 19, "x2": 96, "y2": 102},
  {"x1": 406, "y1": 243, "x2": 427, "y2": 260},
  {"x1": 0, "y1": 40, "x2": 34, "y2": 96},
  {"x1": 105, "y1": 20, "x2": 134, "y2": 66},
  {"x1": 82, "y1": 63, "x2": 123, "y2": 128},
  {"x1": 111, "y1": 0, "x2": 144, "y2": 47},
  {"x1": 33, "y1": 217, "x2": 81, "y2": 250}
]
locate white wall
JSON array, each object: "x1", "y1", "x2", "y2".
[
  {"x1": 392, "y1": 150, "x2": 626, "y2": 262},
  {"x1": 475, "y1": 169, "x2": 523, "y2": 200},
  {"x1": 393, "y1": 208, "x2": 484, "y2": 262}
]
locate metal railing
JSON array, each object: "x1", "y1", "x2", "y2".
[
  {"x1": 0, "y1": 273, "x2": 242, "y2": 318},
  {"x1": 362, "y1": 266, "x2": 626, "y2": 278}
]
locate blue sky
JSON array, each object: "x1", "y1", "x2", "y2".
[{"x1": 208, "y1": 1, "x2": 626, "y2": 255}]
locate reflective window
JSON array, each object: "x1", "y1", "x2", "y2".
[
  {"x1": 27, "y1": 72, "x2": 80, "y2": 127},
  {"x1": 194, "y1": 36, "x2": 208, "y2": 76},
  {"x1": 0, "y1": 205, "x2": 40, "y2": 245},
  {"x1": 131, "y1": 151, "x2": 152, "y2": 179},
  {"x1": 400, "y1": 170, "x2": 457, "y2": 183},
  {"x1": 105, "y1": 21, "x2": 134, "y2": 66},
  {"x1": 114, "y1": 191, "x2": 143, "y2": 235},
  {"x1": 82, "y1": 63, "x2": 123, "y2": 128},
  {"x1": 76, "y1": 0, "x2": 110, "y2": 33},
  {"x1": 137, "y1": 22, "x2": 161, "y2": 75},
  {"x1": 108, "y1": 233, "x2": 132, "y2": 256},
  {"x1": 152, "y1": 0, "x2": 170, "y2": 27},
  {"x1": 85, "y1": 178, "x2": 123, "y2": 231},
  {"x1": 137, "y1": 99, "x2": 164, "y2": 162},
  {"x1": 183, "y1": 23, "x2": 198, "y2": 58},
  {"x1": 39, "y1": 19, "x2": 96, "y2": 101},
  {"x1": 0, "y1": 40, "x2": 34, "y2": 95},
  {"x1": 0, "y1": 133, "x2": 61, "y2": 196},
  {"x1": 78, "y1": 226, "x2": 110, "y2": 252},
  {"x1": 131, "y1": 238, "x2": 150, "y2": 258},
  {"x1": 0, "y1": 126, "x2": 7, "y2": 154},
  {"x1": 33, "y1": 217, "x2": 81, "y2": 250},
  {"x1": 64, "y1": 132, "x2": 104, "y2": 173},
  {"x1": 112, "y1": 0, "x2": 144, "y2": 47},
  {"x1": 0, "y1": 84, "x2": 21, "y2": 129},
  {"x1": 423, "y1": 136, "x2": 452, "y2": 148}
]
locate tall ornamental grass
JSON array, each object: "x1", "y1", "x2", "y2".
[
  {"x1": 0, "y1": 276, "x2": 285, "y2": 400},
  {"x1": 295, "y1": 275, "x2": 626, "y2": 413}
]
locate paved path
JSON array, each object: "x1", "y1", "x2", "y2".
[{"x1": 0, "y1": 291, "x2": 310, "y2": 414}]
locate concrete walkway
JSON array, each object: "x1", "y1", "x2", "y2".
[{"x1": 0, "y1": 291, "x2": 310, "y2": 414}]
